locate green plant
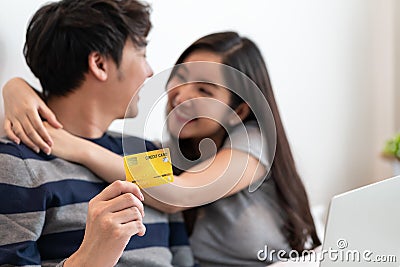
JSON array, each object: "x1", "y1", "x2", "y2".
[{"x1": 383, "y1": 133, "x2": 400, "y2": 161}]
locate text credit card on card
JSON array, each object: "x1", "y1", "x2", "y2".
[{"x1": 123, "y1": 148, "x2": 173, "y2": 188}]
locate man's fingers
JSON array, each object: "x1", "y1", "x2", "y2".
[
  {"x1": 112, "y1": 207, "x2": 143, "y2": 224},
  {"x1": 95, "y1": 180, "x2": 144, "y2": 202},
  {"x1": 11, "y1": 121, "x2": 40, "y2": 153},
  {"x1": 106, "y1": 193, "x2": 145, "y2": 217},
  {"x1": 28, "y1": 111, "x2": 53, "y2": 147},
  {"x1": 21, "y1": 115, "x2": 51, "y2": 154},
  {"x1": 121, "y1": 220, "x2": 146, "y2": 237},
  {"x1": 38, "y1": 105, "x2": 63, "y2": 129},
  {"x1": 4, "y1": 119, "x2": 20, "y2": 144}
]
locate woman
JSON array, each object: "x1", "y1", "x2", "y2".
[{"x1": 2, "y1": 31, "x2": 320, "y2": 266}]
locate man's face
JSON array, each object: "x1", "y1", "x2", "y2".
[{"x1": 109, "y1": 40, "x2": 153, "y2": 119}]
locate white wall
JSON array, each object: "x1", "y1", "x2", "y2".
[{"x1": 0, "y1": 0, "x2": 397, "y2": 209}]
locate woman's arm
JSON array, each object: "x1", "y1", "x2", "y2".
[
  {"x1": 45, "y1": 124, "x2": 265, "y2": 213},
  {"x1": 2, "y1": 77, "x2": 63, "y2": 154},
  {"x1": 146, "y1": 148, "x2": 266, "y2": 213},
  {"x1": 43, "y1": 125, "x2": 184, "y2": 213}
]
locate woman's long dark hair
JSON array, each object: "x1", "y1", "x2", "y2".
[{"x1": 176, "y1": 32, "x2": 321, "y2": 251}]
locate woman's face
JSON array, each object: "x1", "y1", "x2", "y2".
[{"x1": 166, "y1": 50, "x2": 234, "y2": 140}]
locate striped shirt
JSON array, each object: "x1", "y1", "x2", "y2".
[{"x1": 0, "y1": 133, "x2": 193, "y2": 266}]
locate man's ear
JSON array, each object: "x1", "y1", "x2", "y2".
[
  {"x1": 88, "y1": 52, "x2": 108, "y2": 81},
  {"x1": 228, "y1": 102, "x2": 251, "y2": 126}
]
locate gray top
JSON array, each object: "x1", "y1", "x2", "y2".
[{"x1": 189, "y1": 122, "x2": 291, "y2": 266}]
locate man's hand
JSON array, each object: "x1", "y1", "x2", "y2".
[{"x1": 65, "y1": 181, "x2": 146, "y2": 267}]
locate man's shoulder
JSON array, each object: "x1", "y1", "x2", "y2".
[
  {"x1": 0, "y1": 137, "x2": 106, "y2": 200},
  {"x1": 0, "y1": 137, "x2": 52, "y2": 160},
  {"x1": 0, "y1": 137, "x2": 61, "y2": 187},
  {"x1": 0, "y1": 137, "x2": 58, "y2": 164},
  {"x1": 0, "y1": 138, "x2": 40, "y2": 190},
  {"x1": 0, "y1": 137, "x2": 22, "y2": 157}
]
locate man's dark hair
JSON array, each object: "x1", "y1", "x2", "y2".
[{"x1": 24, "y1": 0, "x2": 151, "y2": 99}]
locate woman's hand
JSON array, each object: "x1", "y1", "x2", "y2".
[{"x1": 2, "y1": 77, "x2": 63, "y2": 154}]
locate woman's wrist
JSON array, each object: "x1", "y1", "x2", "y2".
[{"x1": 75, "y1": 140, "x2": 96, "y2": 165}]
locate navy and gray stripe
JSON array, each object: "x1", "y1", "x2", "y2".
[{"x1": 0, "y1": 134, "x2": 193, "y2": 266}]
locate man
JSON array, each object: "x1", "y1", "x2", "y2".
[{"x1": 0, "y1": 0, "x2": 193, "y2": 266}]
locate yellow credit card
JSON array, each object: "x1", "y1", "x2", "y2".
[{"x1": 123, "y1": 148, "x2": 173, "y2": 188}]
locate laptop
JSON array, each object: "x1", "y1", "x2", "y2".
[{"x1": 319, "y1": 175, "x2": 400, "y2": 266}]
